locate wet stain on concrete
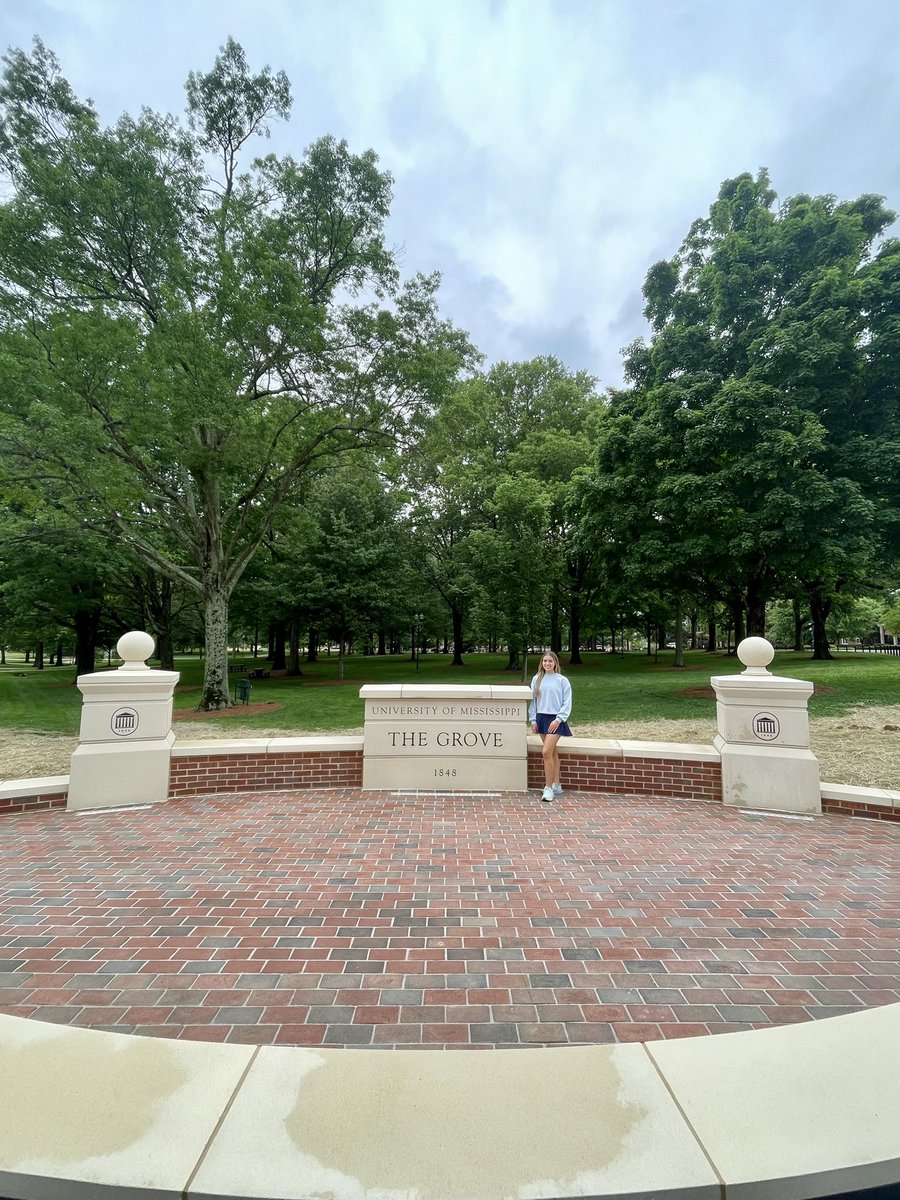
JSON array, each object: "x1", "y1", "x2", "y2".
[
  {"x1": 0, "y1": 1030, "x2": 187, "y2": 1165},
  {"x1": 284, "y1": 1047, "x2": 645, "y2": 1200}
]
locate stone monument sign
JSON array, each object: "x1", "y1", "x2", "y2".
[{"x1": 359, "y1": 684, "x2": 532, "y2": 790}]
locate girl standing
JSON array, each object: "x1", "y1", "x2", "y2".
[{"x1": 528, "y1": 651, "x2": 573, "y2": 802}]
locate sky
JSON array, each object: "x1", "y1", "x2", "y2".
[{"x1": 5, "y1": 0, "x2": 900, "y2": 389}]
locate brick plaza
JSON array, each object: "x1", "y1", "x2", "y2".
[{"x1": 1, "y1": 788, "x2": 898, "y2": 1047}]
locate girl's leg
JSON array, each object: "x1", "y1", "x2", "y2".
[{"x1": 541, "y1": 733, "x2": 561, "y2": 786}]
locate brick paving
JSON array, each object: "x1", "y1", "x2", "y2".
[{"x1": 0, "y1": 788, "x2": 898, "y2": 1048}]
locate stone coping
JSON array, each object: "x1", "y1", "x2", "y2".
[
  {"x1": 820, "y1": 782, "x2": 897, "y2": 809},
  {"x1": 170, "y1": 735, "x2": 364, "y2": 758},
  {"x1": 1, "y1": 736, "x2": 897, "y2": 811},
  {"x1": 0, "y1": 1003, "x2": 898, "y2": 1198},
  {"x1": 360, "y1": 683, "x2": 533, "y2": 699},
  {"x1": 0, "y1": 774, "x2": 69, "y2": 799}
]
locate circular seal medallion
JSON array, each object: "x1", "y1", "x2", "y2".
[
  {"x1": 752, "y1": 712, "x2": 780, "y2": 741},
  {"x1": 110, "y1": 707, "x2": 140, "y2": 737}
]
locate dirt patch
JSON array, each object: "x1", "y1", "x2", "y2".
[
  {"x1": 172, "y1": 701, "x2": 282, "y2": 721},
  {"x1": 678, "y1": 684, "x2": 837, "y2": 699}
]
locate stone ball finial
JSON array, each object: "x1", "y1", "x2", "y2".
[
  {"x1": 116, "y1": 630, "x2": 155, "y2": 670},
  {"x1": 737, "y1": 636, "x2": 775, "y2": 675}
]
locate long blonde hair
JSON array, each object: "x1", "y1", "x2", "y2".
[{"x1": 533, "y1": 650, "x2": 561, "y2": 700}]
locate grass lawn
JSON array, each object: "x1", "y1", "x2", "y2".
[{"x1": 1, "y1": 647, "x2": 899, "y2": 736}]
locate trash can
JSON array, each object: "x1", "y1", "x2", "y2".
[{"x1": 235, "y1": 679, "x2": 252, "y2": 704}]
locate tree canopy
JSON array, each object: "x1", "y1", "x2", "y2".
[{"x1": 0, "y1": 38, "x2": 471, "y2": 705}]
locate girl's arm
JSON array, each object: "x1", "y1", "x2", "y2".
[{"x1": 556, "y1": 677, "x2": 573, "y2": 722}]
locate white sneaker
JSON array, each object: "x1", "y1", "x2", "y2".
[
  {"x1": 541, "y1": 786, "x2": 554, "y2": 803},
  {"x1": 552, "y1": 783, "x2": 563, "y2": 795}
]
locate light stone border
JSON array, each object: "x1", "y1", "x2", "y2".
[{"x1": 0, "y1": 1004, "x2": 898, "y2": 1198}]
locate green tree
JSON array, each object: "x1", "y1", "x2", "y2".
[
  {"x1": 0, "y1": 38, "x2": 469, "y2": 707},
  {"x1": 584, "y1": 171, "x2": 899, "y2": 659},
  {"x1": 408, "y1": 357, "x2": 597, "y2": 666},
  {"x1": 297, "y1": 463, "x2": 410, "y2": 679}
]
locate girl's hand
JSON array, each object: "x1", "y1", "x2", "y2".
[
  {"x1": 549, "y1": 719, "x2": 560, "y2": 732},
  {"x1": 530, "y1": 722, "x2": 538, "y2": 732}
]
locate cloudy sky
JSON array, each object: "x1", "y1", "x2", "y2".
[{"x1": 5, "y1": 0, "x2": 900, "y2": 387}]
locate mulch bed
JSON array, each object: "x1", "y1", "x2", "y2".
[{"x1": 678, "y1": 684, "x2": 837, "y2": 700}]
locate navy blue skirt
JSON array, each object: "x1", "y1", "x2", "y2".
[{"x1": 534, "y1": 714, "x2": 572, "y2": 736}]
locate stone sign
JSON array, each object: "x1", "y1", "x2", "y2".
[{"x1": 359, "y1": 685, "x2": 533, "y2": 791}]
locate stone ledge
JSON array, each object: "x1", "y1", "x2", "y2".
[
  {"x1": 170, "y1": 735, "x2": 364, "y2": 758},
  {"x1": 527, "y1": 735, "x2": 722, "y2": 764},
  {"x1": 821, "y1": 782, "x2": 896, "y2": 809},
  {"x1": 0, "y1": 1004, "x2": 897, "y2": 1199},
  {"x1": 0, "y1": 774, "x2": 70, "y2": 799}
]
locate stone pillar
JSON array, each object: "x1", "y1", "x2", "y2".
[
  {"x1": 67, "y1": 630, "x2": 180, "y2": 812},
  {"x1": 712, "y1": 637, "x2": 820, "y2": 814}
]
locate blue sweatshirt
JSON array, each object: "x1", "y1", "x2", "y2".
[{"x1": 528, "y1": 672, "x2": 572, "y2": 724}]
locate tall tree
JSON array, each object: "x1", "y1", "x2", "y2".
[
  {"x1": 0, "y1": 39, "x2": 469, "y2": 707},
  {"x1": 583, "y1": 171, "x2": 898, "y2": 658}
]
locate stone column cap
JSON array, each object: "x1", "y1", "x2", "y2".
[{"x1": 711, "y1": 674, "x2": 814, "y2": 696}]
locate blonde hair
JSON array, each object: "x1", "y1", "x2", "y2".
[{"x1": 533, "y1": 650, "x2": 561, "y2": 700}]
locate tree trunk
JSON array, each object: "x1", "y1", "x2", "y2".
[
  {"x1": 140, "y1": 574, "x2": 175, "y2": 670},
  {"x1": 198, "y1": 585, "x2": 232, "y2": 710},
  {"x1": 747, "y1": 595, "x2": 767, "y2": 636},
  {"x1": 706, "y1": 617, "x2": 717, "y2": 652},
  {"x1": 377, "y1": 629, "x2": 386, "y2": 655},
  {"x1": 728, "y1": 599, "x2": 745, "y2": 654},
  {"x1": 271, "y1": 620, "x2": 287, "y2": 671},
  {"x1": 689, "y1": 610, "x2": 698, "y2": 650},
  {"x1": 793, "y1": 596, "x2": 804, "y2": 652},
  {"x1": 550, "y1": 591, "x2": 561, "y2": 655},
  {"x1": 73, "y1": 607, "x2": 102, "y2": 677},
  {"x1": 569, "y1": 587, "x2": 583, "y2": 665},
  {"x1": 35, "y1": 640, "x2": 45, "y2": 670},
  {"x1": 286, "y1": 615, "x2": 302, "y2": 676},
  {"x1": 339, "y1": 637, "x2": 346, "y2": 680},
  {"x1": 156, "y1": 624, "x2": 174, "y2": 672},
  {"x1": 673, "y1": 597, "x2": 685, "y2": 667},
  {"x1": 306, "y1": 626, "x2": 318, "y2": 663},
  {"x1": 451, "y1": 604, "x2": 465, "y2": 666},
  {"x1": 807, "y1": 587, "x2": 834, "y2": 660}
]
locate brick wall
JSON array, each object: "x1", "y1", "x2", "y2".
[
  {"x1": 169, "y1": 749, "x2": 364, "y2": 797},
  {"x1": 0, "y1": 791, "x2": 68, "y2": 816},
  {"x1": 821, "y1": 797, "x2": 898, "y2": 822},
  {"x1": 528, "y1": 749, "x2": 722, "y2": 802}
]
